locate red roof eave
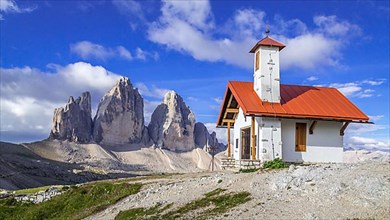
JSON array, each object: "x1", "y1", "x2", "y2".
[{"x1": 216, "y1": 81, "x2": 370, "y2": 127}]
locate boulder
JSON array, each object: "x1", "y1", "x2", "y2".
[
  {"x1": 93, "y1": 77, "x2": 145, "y2": 145},
  {"x1": 148, "y1": 91, "x2": 195, "y2": 151},
  {"x1": 49, "y1": 92, "x2": 92, "y2": 143}
]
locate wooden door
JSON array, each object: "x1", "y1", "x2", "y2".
[
  {"x1": 295, "y1": 123, "x2": 307, "y2": 152},
  {"x1": 241, "y1": 128, "x2": 251, "y2": 159}
]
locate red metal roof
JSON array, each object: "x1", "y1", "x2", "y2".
[
  {"x1": 249, "y1": 36, "x2": 286, "y2": 53},
  {"x1": 217, "y1": 81, "x2": 370, "y2": 126}
]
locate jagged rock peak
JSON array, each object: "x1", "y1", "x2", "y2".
[
  {"x1": 49, "y1": 91, "x2": 92, "y2": 143},
  {"x1": 194, "y1": 122, "x2": 226, "y2": 154},
  {"x1": 148, "y1": 90, "x2": 196, "y2": 151},
  {"x1": 93, "y1": 76, "x2": 145, "y2": 145}
]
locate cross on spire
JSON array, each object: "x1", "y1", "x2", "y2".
[{"x1": 265, "y1": 25, "x2": 270, "y2": 37}]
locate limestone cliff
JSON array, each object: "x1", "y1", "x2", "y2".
[
  {"x1": 93, "y1": 77, "x2": 145, "y2": 145},
  {"x1": 148, "y1": 91, "x2": 195, "y2": 151},
  {"x1": 49, "y1": 92, "x2": 92, "y2": 143}
]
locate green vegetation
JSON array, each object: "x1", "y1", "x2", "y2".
[
  {"x1": 263, "y1": 158, "x2": 288, "y2": 169},
  {"x1": 204, "y1": 188, "x2": 226, "y2": 197},
  {"x1": 217, "y1": 179, "x2": 223, "y2": 184},
  {"x1": 239, "y1": 168, "x2": 260, "y2": 173},
  {"x1": 115, "y1": 188, "x2": 251, "y2": 220},
  {"x1": 14, "y1": 185, "x2": 52, "y2": 195},
  {"x1": 164, "y1": 188, "x2": 251, "y2": 219},
  {"x1": 115, "y1": 203, "x2": 173, "y2": 220},
  {"x1": 0, "y1": 182, "x2": 142, "y2": 220}
]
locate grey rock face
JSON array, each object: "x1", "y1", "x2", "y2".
[
  {"x1": 148, "y1": 91, "x2": 195, "y2": 151},
  {"x1": 93, "y1": 77, "x2": 145, "y2": 145},
  {"x1": 194, "y1": 122, "x2": 226, "y2": 154},
  {"x1": 49, "y1": 92, "x2": 92, "y2": 143}
]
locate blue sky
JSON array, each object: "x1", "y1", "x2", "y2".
[{"x1": 0, "y1": 0, "x2": 389, "y2": 151}]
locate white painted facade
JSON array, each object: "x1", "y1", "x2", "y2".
[
  {"x1": 281, "y1": 119, "x2": 343, "y2": 163},
  {"x1": 232, "y1": 108, "x2": 282, "y2": 161},
  {"x1": 232, "y1": 110, "x2": 344, "y2": 163}
]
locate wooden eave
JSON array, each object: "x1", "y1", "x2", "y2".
[{"x1": 216, "y1": 84, "x2": 240, "y2": 128}]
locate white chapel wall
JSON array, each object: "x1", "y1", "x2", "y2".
[
  {"x1": 233, "y1": 107, "x2": 250, "y2": 160},
  {"x1": 281, "y1": 119, "x2": 343, "y2": 163}
]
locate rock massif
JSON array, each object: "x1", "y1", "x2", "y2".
[
  {"x1": 93, "y1": 77, "x2": 145, "y2": 145},
  {"x1": 49, "y1": 76, "x2": 225, "y2": 152},
  {"x1": 49, "y1": 92, "x2": 92, "y2": 143},
  {"x1": 148, "y1": 91, "x2": 196, "y2": 151}
]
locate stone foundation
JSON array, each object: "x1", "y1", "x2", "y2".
[{"x1": 221, "y1": 159, "x2": 262, "y2": 170}]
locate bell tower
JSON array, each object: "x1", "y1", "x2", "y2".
[{"x1": 250, "y1": 33, "x2": 285, "y2": 103}]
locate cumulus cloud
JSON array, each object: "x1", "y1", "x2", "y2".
[
  {"x1": 345, "y1": 136, "x2": 389, "y2": 152},
  {"x1": 344, "y1": 114, "x2": 389, "y2": 152},
  {"x1": 70, "y1": 41, "x2": 157, "y2": 61},
  {"x1": 0, "y1": 0, "x2": 36, "y2": 19},
  {"x1": 315, "y1": 79, "x2": 386, "y2": 98},
  {"x1": 280, "y1": 33, "x2": 341, "y2": 69},
  {"x1": 148, "y1": 1, "x2": 361, "y2": 70},
  {"x1": 0, "y1": 62, "x2": 122, "y2": 142}
]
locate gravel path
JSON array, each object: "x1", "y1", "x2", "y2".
[{"x1": 86, "y1": 161, "x2": 390, "y2": 220}]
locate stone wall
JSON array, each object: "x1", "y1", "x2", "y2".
[
  {"x1": 13, "y1": 186, "x2": 65, "y2": 204},
  {"x1": 221, "y1": 159, "x2": 262, "y2": 170}
]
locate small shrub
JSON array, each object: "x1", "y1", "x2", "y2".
[
  {"x1": 263, "y1": 158, "x2": 288, "y2": 169},
  {"x1": 217, "y1": 179, "x2": 222, "y2": 184}
]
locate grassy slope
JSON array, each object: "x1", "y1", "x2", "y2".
[
  {"x1": 0, "y1": 182, "x2": 142, "y2": 220},
  {"x1": 115, "y1": 188, "x2": 252, "y2": 220}
]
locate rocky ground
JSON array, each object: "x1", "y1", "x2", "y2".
[{"x1": 87, "y1": 160, "x2": 389, "y2": 220}]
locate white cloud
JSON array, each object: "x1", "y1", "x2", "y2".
[
  {"x1": 344, "y1": 115, "x2": 389, "y2": 151},
  {"x1": 345, "y1": 136, "x2": 389, "y2": 151},
  {"x1": 117, "y1": 46, "x2": 133, "y2": 60},
  {"x1": 346, "y1": 123, "x2": 386, "y2": 135},
  {"x1": 135, "y1": 82, "x2": 169, "y2": 99},
  {"x1": 307, "y1": 76, "x2": 318, "y2": 81},
  {"x1": 280, "y1": 33, "x2": 341, "y2": 69},
  {"x1": 313, "y1": 15, "x2": 361, "y2": 37},
  {"x1": 368, "y1": 115, "x2": 384, "y2": 121},
  {"x1": 135, "y1": 47, "x2": 146, "y2": 60},
  {"x1": 316, "y1": 78, "x2": 386, "y2": 98},
  {"x1": 148, "y1": 1, "x2": 361, "y2": 70},
  {"x1": 70, "y1": 41, "x2": 157, "y2": 61},
  {"x1": 0, "y1": 62, "x2": 122, "y2": 142},
  {"x1": 362, "y1": 79, "x2": 386, "y2": 86},
  {"x1": 70, "y1": 41, "x2": 131, "y2": 61},
  {"x1": 0, "y1": 0, "x2": 36, "y2": 13}
]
